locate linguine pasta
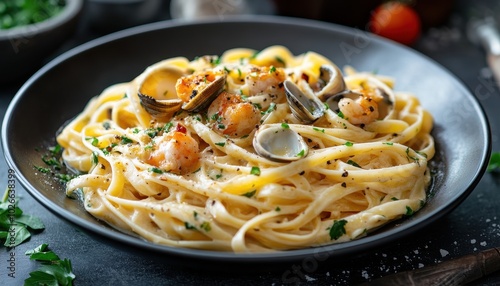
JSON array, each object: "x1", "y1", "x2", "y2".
[{"x1": 57, "y1": 46, "x2": 434, "y2": 252}]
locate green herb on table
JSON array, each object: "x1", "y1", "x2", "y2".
[
  {"x1": 25, "y1": 243, "x2": 76, "y2": 286},
  {"x1": 487, "y1": 152, "x2": 500, "y2": 172},
  {"x1": 0, "y1": 188, "x2": 45, "y2": 247}
]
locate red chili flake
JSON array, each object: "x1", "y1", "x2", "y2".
[{"x1": 176, "y1": 124, "x2": 187, "y2": 133}]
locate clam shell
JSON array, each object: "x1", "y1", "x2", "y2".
[
  {"x1": 253, "y1": 124, "x2": 309, "y2": 162},
  {"x1": 137, "y1": 93, "x2": 182, "y2": 117},
  {"x1": 181, "y1": 74, "x2": 226, "y2": 112},
  {"x1": 315, "y1": 64, "x2": 346, "y2": 101},
  {"x1": 284, "y1": 80, "x2": 324, "y2": 124}
]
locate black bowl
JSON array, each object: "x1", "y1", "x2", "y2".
[{"x1": 1, "y1": 16, "x2": 491, "y2": 268}]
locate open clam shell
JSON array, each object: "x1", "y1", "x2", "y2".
[
  {"x1": 315, "y1": 64, "x2": 346, "y2": 101},
  {"x1": 284, "y1": 80, "x2": 325, "y2": 124},
  {"x1": 253, "y1": 124, "x2": 309, "y2": 162},
  {"x1": 181, "y1": 74, "x2": 226, "y2": 112},
  {"x1": 137, "y1": 66, "x2": 186, "y2": 117}
]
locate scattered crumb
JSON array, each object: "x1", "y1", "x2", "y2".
[
  {"x1": 418, "y1": 263, "x2": 424, "y2": 268},
  {"x1": 440, "y1": 249, "x2": 449, "y2": 257},
  {"x1": 471, "y1": 239, "x2": 476, "y2": 244},
  {"x1": 304, "y1": 275, "x2": 316, "y2": 282},
  {"x1": 480, "y1": 241, "x2": 487, "y2": 247}
]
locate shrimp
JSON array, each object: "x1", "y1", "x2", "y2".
[
  {"x1": 245, "y1": 66, "x2": 286, "y2": 99},
  {"x1": 147, "y1": 125, "x2": 200, "y2": 175},
  {"x1": 338, "y1": 95, "x2": 379, "y2": 126},
  {"x1": 207, "y1": 91, "x2": 260, "y2": 137}
]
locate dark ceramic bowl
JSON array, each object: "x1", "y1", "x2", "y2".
[
  {"x1": 0, "y1": 0, "x2": 83, "y2": 84},
  {"x1": 1, "y1": 16, "x2": 491, "y2": 269}
]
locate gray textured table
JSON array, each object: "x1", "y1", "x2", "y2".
[{"x1": 2, "y1": 0, "x2": 500, "y2": 285}]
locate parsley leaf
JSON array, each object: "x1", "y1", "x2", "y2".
[
  {"x1": 329, "y1": 219, "x2": 348, "y2": 240},
  {"x1": 0, "y1": 189, "x2": 45, "y2": 247},
  {"x1": 487, "y1": 152, "x2": 500, "y2": 172},
  {"x1": 250, "y1": 166, "x2": 261, "y2": 176},
  {"x1": 24, "y1": 244, "x2": 75, "y2": 286}
]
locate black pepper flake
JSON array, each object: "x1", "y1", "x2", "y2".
[
  {"x1": 360, "y1": 123, "x2": 365, "y2": 128},
  {"x1": 299, "y1": 170, "x2": 305, "y2": 175},
  {"x1": 341, "y1": 182, "x2": 347, "y2": 188},
  {"x1": 342, "y1": 170, "x2": 349, "y2": 177},
  {"x1": 369, "y1": 106, "x2": 374, "y2": 112},
  {"x1": 327, "y1": 160, "x2": 331, "y2": 165},
  {"x1": 190, "y1": 90, "x2": 198, "y2": 99}
]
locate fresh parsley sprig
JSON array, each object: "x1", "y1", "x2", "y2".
[
  {"x1": 487, "y1": 152, "x2": 500, "y2": 172},
  {"x1": 0, "y1": 189, "x2": 45, "y2": 247},
  {"x1": 24, "y1": 243, "x2": 76, "y2": 286}
]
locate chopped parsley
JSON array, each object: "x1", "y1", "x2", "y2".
[
  {"x1": 215, "y1": 142, "x2": 226, "y2": 147},
  {"x1": 86, "y1": 137, "x2": 99, "y2": 147},
  {"x1": 200, "y1": 222, "x2": 211, "y2": 232},
  {"x1": 313, "y1": 127, "x2": 325, "y2": 133},
  {"x1": 275, "y1": 206, "x2": 281, "y2": 212},
  {"x1": 185, "y1": 222, "x2": 196, "y2": 230},
  {"x1": 261, "y1": 102, "x2": 277, "y2": 115},
  {"x1": 337, "y1": 111, "x2": 345, "y2": 118},
  {"x1": 405, "y1": 206, "x2": 414, "y2": 216},
  {"x1": 344, "y1": 141, "x2": 353, "y2": 147},
  {"x1": 269, "y1": 66, "x2": 276, "y2": 73},
  {"x1": 281, "y1": 122, "x2": 290, "y2": 129},
  {"x1": 120, "y1": 136, "x2": 133, "y2": 144},
  {"x1": 346, "y1": 160, "x2": 361, "y2": 168},
  {"x1": 383, "y1": 142, "x2": 394, "y2": 146},
  {"x1": 163, "y1": 122, "x2": 174, "y2": 132},
  {"x1": 242, "y1": 190, "x2": 257, "y2": 198},
  {"x1": 297, "y1": 149, "x2": 305, "y2": 157},
  {"x1": 149, "y1": 167, "x2": 163, "y2": 174},
  {"x1": 329, "y1": 219, "x2": 348, "y2": 240},
  {"x1": 250, "y1": 166, "x2": 261, "y2": 176}
]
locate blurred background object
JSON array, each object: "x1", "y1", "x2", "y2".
[
  {"x1": 0, "y1": 0, "x2": 83, "y2": 84},
  {"x1": 86, "y1": 0, "x2": 163, "y2": 33},
  {"x1": 169, "y1": 0, "x2": 275, "y2": 20},
  {"x1": 273, "y1": 0, "x2": 455, "y2": 45}
]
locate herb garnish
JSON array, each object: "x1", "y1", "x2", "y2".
[
  {"x1": 328, "y1": 219, "x2": 348, "y2": 240},
  {"x1": 487, "y1": 152, "x2": 500, "y2": 172},
  {"x1": 1, "y1": 189, "x2": 45, "y2": 247},
  {"x1": 24, "y1": 243, "x2": 76, "y2": 286},
  {"x1": 242, "y1": 190, "x2": 256, "y2": 198},
  {"x1": 250, "y1": 166, "x2": 261, "y2": 176}
]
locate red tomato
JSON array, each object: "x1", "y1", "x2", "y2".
[{"x1": 369, "y1": 2, "x2": 422, "y2": 45}]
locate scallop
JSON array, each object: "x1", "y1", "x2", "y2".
[
  {"x1": 284, "y1": 80, "x2": 324, "y2": 124},
  {"x1": 253, "y1": 124, "x2": 309, "y2": 162}
]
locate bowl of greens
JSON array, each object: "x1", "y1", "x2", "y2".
[{"x1": 0, "y1": 0, "x2": 83, "y2": 84}]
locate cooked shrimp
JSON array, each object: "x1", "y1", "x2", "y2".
[
  {"x1": 175, "y1": 70, "x2": 225, "y2": 103},
  {"x1": 245, "y1": 66, "x2": 286, "y2": 99},
  {"x1": 147, "y1": 126, "x2": 200, "y2": 174},
  {"x1": 207, "y1": 91, "x2": 260, "y2": 137},
  {"x1": 338, "y1": 95, "x2": 379, "y2": 126}
]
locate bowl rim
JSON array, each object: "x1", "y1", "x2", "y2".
[{"x1": 0, "y1": 0, "x2": 83, "y2": 40}]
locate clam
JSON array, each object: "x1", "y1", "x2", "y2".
[
  {"x1": 315, "y1": 64, "x2": 346, "y2": 101},
  {"x1": 137, "y1": 66, "x2": 227, "y2": 117},
  {"x1": 253, "y1": 124, "x2": 309, "y2": 162},
  {"x1": 181, "y1": 74, "x2": 226, "y2": 112},
  {"x1": 284, "y1": 80, "x2": 325, "y2": 124},
  {"x1": 137, "y1": 66, "x2": 185, "y2": 117}
]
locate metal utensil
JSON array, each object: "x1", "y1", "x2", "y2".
[{"x1": 359, "y1": 247, "x2": 500, "y2": 285}]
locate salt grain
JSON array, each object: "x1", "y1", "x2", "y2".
[
  {"x1": 440, "y1": 249, "x2": 449, "y2": 257},
  {"x1": 418, "y1": 263, "x2": 424, "y2": 268},
  {"x1": 305, "y1": 275, "x2": 316, "y2": 282},
  {"x1": 471, "y1": 239, "x2": 476, "y2": 244},
  {"x1": 480, "y1": 241, "x2": 487, "y2": 246}
]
